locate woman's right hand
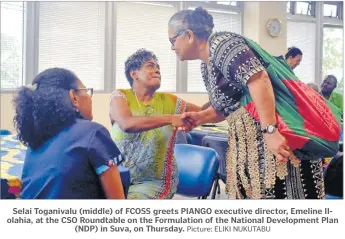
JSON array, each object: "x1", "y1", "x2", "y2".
[
  {"x1": 263, "y1": 131, "x2": 291, "y2": 163},
  {"x1": 181, "y1": 112, "x2": 203, "y2": 128},
  {"x1": 171, "y1": 114, "x2": 194, "y2": 131}
]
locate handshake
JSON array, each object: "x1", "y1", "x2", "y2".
[{"x1": 171, "y1": 112, "x2": 202, "y2": 132}]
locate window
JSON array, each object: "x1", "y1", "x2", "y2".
[
  {"x1": 187, "y1": 6, "x2": 242, "y2": 92},
  {"x1": 1, "y1": 2, "x2": 25, "y2": 90},
  {"x1": 1, "y1": 1, "x2": 244, "y2": 93},
  {"x1": 323, "y1": 2, "x2": 343, "y2": 20},
  {"x1": 323, "y1": 2, "x2": 343, "y2": 19},
  {"x1": 324, "y1": 4, "x2": 338, "y2": 18},
  {"x1": 287, "y1": 21, "x2": 316, "y2": 83},
  {"x1": 115, "y1": 2, "x2": 177, "y2": 92},
  {"x1": 295, "y1": 1, "x2": 312, "y2": 15},
  {"x1": 323, "y1": 27, "x2": 343, "y2": 94},
  {"x1": 287, "y1": 2, "x2": 343, "y2": 89},
  {"x1": 216, "y1": 1, "x2": 238, "y2": 7},
  {"x1": 287, "y1": 2, "x2": 292, "y2": 13},
  {"x1": 287, "y1": 1, "x2": 315, "y2": 16},
  {"x1": 38, "y1": 2, "x2": 106, "y2": 90}
]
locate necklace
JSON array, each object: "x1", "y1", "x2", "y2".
[{"x1": 133, "y1": 90, "x2": 154, "y2": 116}]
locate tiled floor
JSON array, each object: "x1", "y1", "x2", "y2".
[{"x1": 173, "y1": 180, "x2": 228, "y2": 200}]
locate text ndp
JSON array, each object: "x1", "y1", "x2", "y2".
[{"x1": 8, "y1": 207, "x2": 339, "y2": 234}]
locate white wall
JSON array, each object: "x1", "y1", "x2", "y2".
[{"x1": 243, "y1": 1, "x2": 287, "y2": 56}]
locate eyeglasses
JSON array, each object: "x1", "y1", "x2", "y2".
[
  {"x1": 169, "y1": 30, "x2": 186, "y2": 46},
  {"x1": 169, "y1": 33, "x2": 181, "y2": 46},
  {"x1": 75, "y1": 88, "x2": 93, "y2": 98}
]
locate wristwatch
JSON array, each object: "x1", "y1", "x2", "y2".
[{"x1": 261, "y1": 124, "x2": 277, "y2": 134}]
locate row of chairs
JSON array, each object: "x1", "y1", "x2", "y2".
[
  {"x1": 175, "y1": 131, "x2": 344, "y2": 200},
  {"x1": 174, "y1": 131, "x2": 222, "y2": 199}
]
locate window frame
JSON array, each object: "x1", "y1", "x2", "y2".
[
  {"x1": 323, "y1": 1, "x2": 343, "y2": 20},
  {"x1": 182, "y1": 1, "x2": 243, "y2": 93},
  {"x1": 35, "y1": 1, "x2": 108, "y2": 93},
  {"x1": 113, "y1": 1, "x2": 180, "y2": 92},
  {"x1": 8, "y1": 2, "x2": 343, "y2": 94},
  {"x1": 1, "y1": 1, "x2": 243, "y2": 94},
  {"x1": 0, "y1": 1, "x2": 28, "y2": 93},
  {"x1": 322, "y1": 3, "x2": 344, "y2": 92},
  {"x1": 287, "y1": 1, "x2": 343, "y2": 87}
]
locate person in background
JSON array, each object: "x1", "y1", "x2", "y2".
[
  {"x1": 321, "y1": 75, "x2": 343, "y2": 113},
  {"x1": 276, "y1": 47, "x2": 303, "y2": 72},
  {"x1": 307, "y1": 83, "x2": 320, "y2": 93},
  {"x1": 285, "y1": 47, "x2": 303, "y2": 70},
  {"x1": 14, "y1": 68, "x2": 125, "y2": 199},
  {"x1": 110, "y1": 49, "x2": 201, "y2": 199}
]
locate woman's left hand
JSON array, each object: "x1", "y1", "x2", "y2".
[
  {"x1": 263, "y1": 131, "x2": 291, "y2": 163},
  {"x1": 171, "y1": 115, "x2": 194, "y2": 131},
  {"x1": 178, "y1": 112, "x2": 203, "y2": 132}
]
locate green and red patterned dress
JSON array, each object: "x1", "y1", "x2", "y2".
[
  {"x1": 202, "y1": 32, "x2": 341, "y2": 199},
  {"x1": 110, "y1": 89, "x2": 187, "y2": 199}
]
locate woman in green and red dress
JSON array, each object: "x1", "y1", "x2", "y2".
[{"x1": 168, "y1": 7, "x2": 341, "y2": 199}]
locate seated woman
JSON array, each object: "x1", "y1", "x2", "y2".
[
  {"x1": 110, "y1": 49, "x2": 202, "y2": 199},
  {"x1": 14, "y1": 68, "x2": 125, "y2": 199}
]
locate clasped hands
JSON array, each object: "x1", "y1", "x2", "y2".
[
  {"x1": 172, "y1": 112, "x2": 292, "y2": 164},
  {"x1": 172, "y1": 112, "x2": 202, "y2": 132}
]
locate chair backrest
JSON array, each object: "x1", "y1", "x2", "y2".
[
  {"x1": 324, "y1": 152, "x2": 343, "y2": 198},
  {"x1": 0, "y1": 129, "x2": 12, "y2": 135},
  {"x1": 174, "y1": 144, "x2": 219, "y2": 198},
  {"x1": 202, "y1": 136, "x2": 228, "y2": 183},
  {"x1": 175, "y1": 131, "x2": 192, "y2": 144},
  {"x1": 325, "y1": 194, "x2": 342, "y2": 199},
  {"x1": 186, "y1": 133, "x2": 193, "y2": 144}
]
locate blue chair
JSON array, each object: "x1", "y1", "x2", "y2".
[
  {"x1": 0, "y1": 129, "x2": 11, "y2": 135},
  {"x1": 324, "y1": 152, "x2": 343, "y2": 199},
  {"x1": 175, "y1": 131, "x2": 192, "y2": 144},
  {"x1": 174, "y1": 144, "x2": 219, "y2": 199},
  {"x1": 325, "y1": 194, "x2": 342, "y2": 199},
  {"x1": 202, "y1": 136, "x2": 228, "y2": 198},
  {"x1": 189, "y1": 131, "x2": 207, "y2": 146}
]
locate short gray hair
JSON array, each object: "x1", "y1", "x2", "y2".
[{"x1": 169, "y1": 7, "x2": 214, "y2": 41}]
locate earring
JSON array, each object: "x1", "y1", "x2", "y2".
[{"x1": 76, "y1": 109, "x2": 79, "y2": 112}]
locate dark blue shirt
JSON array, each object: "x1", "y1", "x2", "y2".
[{"x1": 21, "y1": 119, "x2": 121, "y2": 199}]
